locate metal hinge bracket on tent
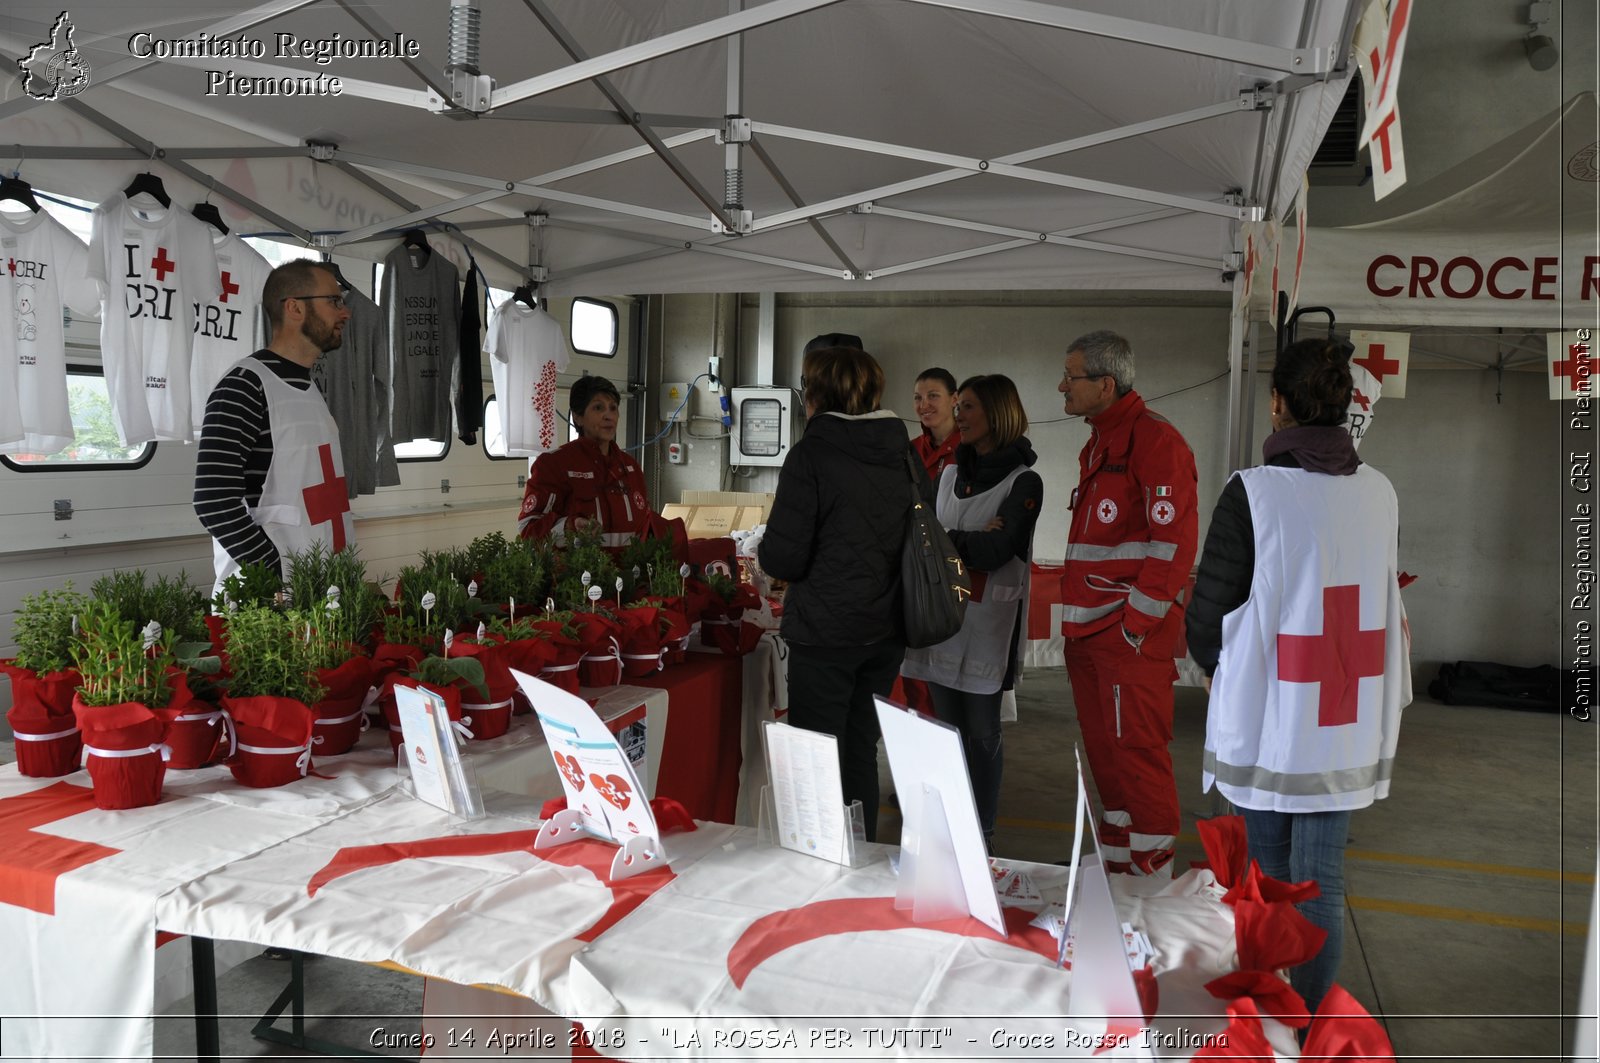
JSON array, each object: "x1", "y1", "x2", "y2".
[
  {"x1": 446, "y1": 1, "x2": 495, "y2": 113},
  {"x1": 307, "y1": 141, "x2": 337, "y2": 162},
  {"x1": 716, "y1": 117, "x2": 753, "y2": 144},
  {"x1": 712, "y1": 209, "x2": 754, "y2": 235},
  {"x1": 1239, "y1": 88, "x2": 1273, "y2": 111},
  {"x1": 1222, "y1": 190, "x2": 1261, "y2": 222}
]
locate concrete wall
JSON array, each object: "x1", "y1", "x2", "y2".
[{"x1": 643, "y1": 291, "x2": 1561, "y2": 679}]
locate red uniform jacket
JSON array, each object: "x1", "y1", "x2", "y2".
[
  {"x1": 517, "y1": 436, "x2": 655, "y2": 546},
  {"x1": 912, "y1": 427, "x2": 961, "y2": 481},
  {"x1": 1062, "y1": 390, "x2": 1198, "y2": 654}
]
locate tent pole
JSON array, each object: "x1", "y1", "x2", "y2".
[{"x1": 1225, "y1": 271, "x2": 1248, "y2": 474}]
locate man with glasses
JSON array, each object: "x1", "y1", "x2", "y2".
[
  {"x1": 1057, "y1": 330, "x2": 1198, "y2": 877},
  {"x1": 195, "y1": 259, "x2": 356, "y2": 596}
]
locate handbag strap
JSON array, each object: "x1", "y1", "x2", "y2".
[{"x1": 903, "y1": 449, "x2": 928, "y2": 508}]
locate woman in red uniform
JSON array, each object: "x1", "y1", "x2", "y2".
[
  {"x1": 516, "y1": 376, "x2": 658, "y2": 547},
  {"x1": 911, "y1": 367, "x2": 961, "y2": 480}
]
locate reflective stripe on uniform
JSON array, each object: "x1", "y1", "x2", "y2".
[
  {"x1": 1062, "y1": 600, "x2": 1122, "y2": 624},
  {"x1": 1127, "y1": 587, "x2": 1172, "y2": 618},
  {"x1": 1204, "y1": 747, "x2": 1398, "y2": 796},
  {"x1": 1066, "y1": 541, "x2": 1160, "y2": 562}
]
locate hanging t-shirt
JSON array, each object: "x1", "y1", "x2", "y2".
[
  {"x1": 189, "y1": 231, "x2": 271, "y2": 440},
  {"x1": 313, "y1": 287, "x2": 400, "y2": 497},
  {"x1": 486, "y1": 300, "x2": 568, "y2": 456},
  {"x1": 0, "y1": 208, "x2": 99, "y2": 455},
  {"x1": 88, "y1": 192, "x2": 220, "y2": 445},
  {"x1": 380, "y1": 243, "x2": 460, "y2": 443}
]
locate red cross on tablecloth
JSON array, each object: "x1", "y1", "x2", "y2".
[
  {"x1": 1353, "y1": 390, "x2": 1372, "y2": 412},
  {"x1": 218, "y1": 271, "x2": 240, "y2": 303},
  {"x1": 1554, "y1": 344, "x2": 1597, "y2": 387},
  {"x1": 1353, "y1": 343, "x2": 1399, "y2": 382},
  {"x1": 149, "y1": 246, "x2": 177, "y2": 282},
  {"x1": 301, "y1": 443, "x2": 350, "y2": 551},
  {"x1": 0, "y1": 781, "x2": 122, "y2": 915},
  {"x1": 1277, "y1": 584, "x2": 1385, "y2": 727}
]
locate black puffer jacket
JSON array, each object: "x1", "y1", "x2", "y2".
[{"x1": 759, "y1": 411, "x2": 930, "y2": 647}]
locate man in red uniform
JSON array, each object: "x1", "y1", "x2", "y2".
[
  {"x1": 1058, "y1": 331, "x2": 1198, "y2": 876},
  {"x1": 517, "y1": 375, "x2": 656, "y2": 547}
]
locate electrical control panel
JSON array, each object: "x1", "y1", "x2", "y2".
[{"x1": 730, "y1": 386, "x2": 801, "y2": 467}]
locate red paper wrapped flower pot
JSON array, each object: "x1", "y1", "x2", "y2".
[
  {"x1": 538, "y1": 642, "x2": 583, "y2": 694},
  {"x1": 72, "y1": 695, "x2": 169, "y2": 810},
  {"x1": 222, "y1": 695, "x2": 316, "y2": 788},
  {"x1": 3, "y1": 663, "x2": 83, "y2": 777},
  {"x1": 155, "y1": 671, "x2": 225, "y2": 770},
  {"x1": 311, "y1": 655, "x2": 375, "y2": 756}
]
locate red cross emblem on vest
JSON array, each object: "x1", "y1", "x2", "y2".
[
  {"x1": 0, "y1": 782, "x2": 123, "y2": 914},
  {"x1": 301, "y1": 443, "x2": 350, "y2": 552},
  {"x1": 1277, "y1": 584, "x2": 1386, "y2": 727}
]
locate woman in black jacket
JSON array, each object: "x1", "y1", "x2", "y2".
[{"x1": 758, "y1": 345, "x2": 928, "y2": 842}]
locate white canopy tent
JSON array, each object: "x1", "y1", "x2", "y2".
[
  {"x1": 2, "y1": 0, "x2": 1355, "y2": 300},
  {"x1": 1296, "y1": 92, "x2": 1599, "y2": 330}
]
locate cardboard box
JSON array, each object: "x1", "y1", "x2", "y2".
[
  {"x1": 686, "y1": 506, "x2": 738, "y2": 538},
  {"x1": 664, "y1": 494, "x2": 771, "y2": 539}
]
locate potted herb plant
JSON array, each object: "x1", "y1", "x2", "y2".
[
  {"x1": 69, "y1": 601, "x2": 177, "y2": 809},
  {"x1": 219, "y1": 605, "x2": 322, "y2": 788},
  {"x1": 4, "y1": 584, "x2": 87, "y2": 776}
]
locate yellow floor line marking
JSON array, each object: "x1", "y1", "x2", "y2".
[
  {"x1": 1345, "y1": 895, "x2": 1588, "y2": 936},
  {"x1": 991, "y1": 820, "x2": 1595, "y2": 884}
]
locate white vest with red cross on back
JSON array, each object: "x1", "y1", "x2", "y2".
[{"x1": 1203, "y1": 463, "x2": 1411, "y2": 813}]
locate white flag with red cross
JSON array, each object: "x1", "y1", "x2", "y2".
[
  {"x1": 1549, "y1": 332, "x2": 1599, "y2": 400},
  {"x1": 1350, "y1": 330, "x2": 1410, "y2": 399},
  {"x1": 1346, "y1": 362, "x2": 1382, "y2": 451},
  {"x1": 1353, "y1": 0, "x2": 1411, "y2": 200}
]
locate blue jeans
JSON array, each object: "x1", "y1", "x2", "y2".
[{"x1": 1238, "y1": 807, "x2": 1352, "y2": 1016}]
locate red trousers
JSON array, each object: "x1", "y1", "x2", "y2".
[{"x1": 1063, "y1": 624, "x2": 1180, "y2": 875}]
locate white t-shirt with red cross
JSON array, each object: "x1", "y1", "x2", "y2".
[
  {"x1": 189, "y1": 231, "x2": 271, "y2": 440},
  {"x1": 486, "y1": 301, "x2": 568, "y2": 456},
  {"x1": 88, "y1": 192, "x2": 220, "y2": 445},
  {"x1": 0, "y1": 208, "x2": 100, "y2": 455}
]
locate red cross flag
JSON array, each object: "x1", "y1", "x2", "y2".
[
  {"x1": 1548, "y1": 331, "x2": 1599, "y2": 401},
  {"x1": 1350, "y1": 330, "x2": 1410, "y2": 398},
  {"x1": 1353, "y1": 0, "x2": 1411, "y2": 200}
]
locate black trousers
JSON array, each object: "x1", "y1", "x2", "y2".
[
  {"x1": 926, "y1": 683, "x2": 1004, "y2": 838},
  {"x1": 784, "y1": 640, "x2": 905, "y2": 842}
]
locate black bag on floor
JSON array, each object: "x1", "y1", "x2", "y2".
[{"x1": 1427, "y1": 660, "x2": 1569, "y2": 713}]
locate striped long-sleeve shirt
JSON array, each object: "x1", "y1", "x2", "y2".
[{"x1": 193, "y1": 351, "x2": 310, "y2": 574}]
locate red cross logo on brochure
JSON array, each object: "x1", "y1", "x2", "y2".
[
  {"x1": 149, "y1": 246, "x2": 176, "y2": 282},
  {"x1": 1096, "y1": 499, "x2": 1117, "y2": 523},
  {"x1": 1277, "y1": 584, "x2": 1386, "y2": 727},
  {"x1": 301, "y1": 443, "x2": 350, "y2": 551}
]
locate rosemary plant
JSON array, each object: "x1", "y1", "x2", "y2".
[
  {"x1": 551, "y1": 522, "x2": 620, "y2": 612},
  {"x1": 285, "y1": 544, "x2": 384, "y2": 651},
  {"x1": 618, "y1": 535, "x2": 681, "y2": 599},
  {"x1": 70, "y1": 599, "x2": 176, "y2": 708},
  {"x1": 212, "y1": 561, "x2": 286, "y2": 612},
  {"x1": 92, "y1": 569, "x2": 209, "y2": 643},
  {"x1": 10, "y1": 583, "x2": 88, "y2": 674},
  {"x1": 223, "y1": 605, "x2": 326, "y2": 704}
]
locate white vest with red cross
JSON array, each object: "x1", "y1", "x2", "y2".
[
  {"x1": 1203, "y1": 463, "x2": 1411, "y2": 813},
  {"x1": 211, "y1": 357, "x2": 355, "y2": 596}
]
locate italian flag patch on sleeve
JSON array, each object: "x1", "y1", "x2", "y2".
[{"x1": 1154, "y1": 486, "x2": 1172, "y2": 496}]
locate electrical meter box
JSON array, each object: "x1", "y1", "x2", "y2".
[{"x1": 730, "y1": 386, "x2": 801, "y2": 467}]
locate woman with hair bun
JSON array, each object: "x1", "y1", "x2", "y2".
[{"x1": 1186, "y1": 338, "x2": 1411, "y2": 1015}]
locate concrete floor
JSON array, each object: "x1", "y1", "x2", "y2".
[{"x1": 11, "y1": 667, "x2": 1597, "y2": 1060}]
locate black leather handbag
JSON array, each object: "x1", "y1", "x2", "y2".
[{"x1": 899, "y1": 451, "x2": 972, "y2": 649}]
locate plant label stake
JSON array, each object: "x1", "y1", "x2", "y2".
[
  {"x1": 546, "y1": 597, "x2": 555, "y2": 617},
  {"x1": 477, "y1": 621, "x2": 487, "y2": 641},
  {"x1": 142, "y1": 620, "x2": 162, "y2": 652},
  {"x1": 509, "y1": 596, "x2": 516, "y2": 623},
  {"x1": 421, "y1": 590, "x2": 437, "y2": 630},
  {"x1": 444, "y1": 628, "x2": 454, "y2": 654},
  {"x1": 615, "y1": 576, "x2": 624, "y2": 608},
  {"x1": 587, "y1": 586, "x2": 603, "y2": 610},
  {"x1": 468, "y1": 579, "x2": 479, "y2": 599},
  {"x1": 304, "y1": 621, "x2": 313, "y2": 645},
  {"x1": 327, "y1": 584, "x2": 341, "y2": 605},
  {"x1": 679, "y1": 563, "x2": 690, "y2": 596}
]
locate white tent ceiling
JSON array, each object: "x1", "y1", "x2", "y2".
[{"x1": 2, "y1": 0, "x2": 1355, "y2": 296}]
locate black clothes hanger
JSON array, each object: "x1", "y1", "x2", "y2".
[
  {"x1": 0, "y1": 175, "x2": 41, "y2": 212},
  {"x1": 191, "y1": 201, "x2": 227, "y2": 234},
  {"x1": 124, "y1": 171, "x2": 170, "y2": 209},
  {"x1": 513, "y1": 284, "x2": 537, "y2": 309},
  {"x1": 402, "y1": 227, "x2": 431, "y2": 251},
  {"x1": 323, "y1": 260, "x2": 352, "y2": 291}
]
